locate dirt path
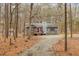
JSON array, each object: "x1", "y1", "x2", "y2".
[{"x1": 18, "y1": 35, "x2": 63, "y2": 56}]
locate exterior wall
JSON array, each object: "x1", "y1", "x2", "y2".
[{"x1": 25, "y1": 22, "x2": 59, "y2": 35}]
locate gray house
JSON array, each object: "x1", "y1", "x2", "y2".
[{"x1": 25, "y1": 21, "x2": 59, "y2": 35}]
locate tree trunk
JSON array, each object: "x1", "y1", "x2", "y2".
[
  {"x1": 15, "y1": 3, "x2": 19, "y2": 38},
  {"x1": 69, "y1": 3, "x2": 72, "y2": 38},
  {"x1": 28, "y1": 3, "x2": 33, "y2": 39},
  {"x1": 5, "y1": 3, "x2": 9, "y2": 38},
  {"x1": 9, "y1": 3, "x2": 14, "y2": 45},
  {"x1": 23, "y1": 18, "x2": 25, "y2": 37},
  {"x1": 0, "y1": 4, "x2": 1, "y2": 35},
  {"x1": 64, "y1": 3, "x2": 67, "y2": 51}
]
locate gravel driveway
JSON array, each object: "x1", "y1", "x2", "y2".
[{"x1": 19, "y1": 35, "x2": 63, "y2": 56}]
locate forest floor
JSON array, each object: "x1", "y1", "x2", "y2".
[
  {"x1": 0, "y1": 36, "x2": 40, "y2": 56},
  {"x1": 0, "y1": 34, "x2": 79, "y2": 56},
  {"x1": 52, "y1": 37, "x2": 79, "y2": 56},
  {"x1": 19, "y1": 35, "x2": 63, "y2": 56},
  {"x1": 19, "y1": 34, "x2": 79, "y2": 56}
]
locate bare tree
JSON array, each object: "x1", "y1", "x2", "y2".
[
  {"x1": 15, "y1": 3, "x2": 19, "y2": 38},
  {"x1": 9, "y1": 3, "x2": 12, "y2": 36},
  {"x1": 64, "y1": 3, "x2": 67, "y2": 51},
  {"x1": 5, "y1": 3, "x2": 9, "y2": 39},
  {"x1": 9, "y1": 3, "x2": 14, "y2": 45},
  {"x1": 28, "y1": 3, "x2": 33, "y2": 39},
  {"x1": 69, "y1": 3, "x2": 73, "y2": 38},
  {"x1": 0, "y1": 4, "x2": 1, "y2": 35},
  {"x1": 0, "y1": 4, "x2": 1, "y2": 23}
]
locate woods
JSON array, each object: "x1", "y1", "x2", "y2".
[
  {"x1": 0, "y1": 3, "x2": 78, "y2": 38},
  {"x1": 0, "y1": 3, "x2": 79, "y2": 55}
]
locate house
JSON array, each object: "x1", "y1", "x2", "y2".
[{"x1": 25, "y1": 21, "x2": 59, "y2": 35}]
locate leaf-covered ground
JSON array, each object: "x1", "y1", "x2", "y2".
[
  {"x1": 0, "y1": 36, "x2": 40, "y2": 56},
  {"x1": 52, "y1": 37, "x2": 79, "y2": 56}
]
